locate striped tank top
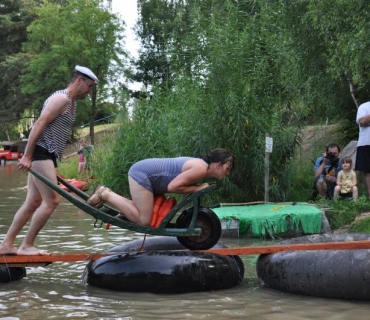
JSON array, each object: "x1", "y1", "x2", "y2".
[
  {"x1": 37, "y1": 90, "x2": 75, "y2": 160},
  {"x1": 128, "y1": 157, "x2": 207, "y2": 194}
]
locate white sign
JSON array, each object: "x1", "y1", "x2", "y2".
[{"x1": 265, "y1": 137, "x2": 273, "y2": 153}]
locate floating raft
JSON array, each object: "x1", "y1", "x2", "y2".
[
  {"x1": 212, "y1": 202, "x2": 326, "y2": 238},
  {"x1": 4, "y1": 237, "x2": 370, "y2": 285}
]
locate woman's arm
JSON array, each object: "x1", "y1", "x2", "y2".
[{"x1": 167, "y1": 160, "x2": 208, "y2": 194}]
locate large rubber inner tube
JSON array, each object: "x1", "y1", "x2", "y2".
[
  {"x1": 0, "y1": 266, "x2": 26, "y2": 283},
  {"x1": 84, "y1": 251, "x2": 241, "y2": 293},
  {"x1": 84, "y1": 236, "x2": 244, "y2": 293},
  {"x1": 107, "y1": 236, "x2": 244, "y2": 277},
  {"x1": 257, "y1": 233, "x2": 370, "y2": 300}
]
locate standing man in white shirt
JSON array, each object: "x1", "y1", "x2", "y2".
[{"x1": 355, "y1": 101, "x2": 370, "y2": 197}]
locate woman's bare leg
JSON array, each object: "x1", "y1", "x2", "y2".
[{"x1": 96, "y1": 178, "x2": 153, "y2": 225}]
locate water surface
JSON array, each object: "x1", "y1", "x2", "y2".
[{"x1": 0, "y1": 164, "x2": 369, "y2": 319}]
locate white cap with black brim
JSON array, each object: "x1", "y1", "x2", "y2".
[{"x1": 75, "y1": 65, "x2": 98, "y2": 83}]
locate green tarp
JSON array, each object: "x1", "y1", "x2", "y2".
[{"x1": 212, "y1": 203, "x2": 322, "y2": 237}]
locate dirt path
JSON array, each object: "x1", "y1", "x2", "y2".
[{"x1": 298, "y1": 124, "x2": 341, "y2": 156}]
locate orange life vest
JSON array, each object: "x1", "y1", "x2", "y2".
[{"x1": 149, "y1": 195, "x2": 177, "y2": 227}]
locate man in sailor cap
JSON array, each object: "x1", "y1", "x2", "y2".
[{"x1": 0, "y1": 65, "x2": 98, "y2": 256}]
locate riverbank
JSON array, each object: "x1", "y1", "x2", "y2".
[
  {"x1": 62, "y1": 122, "x2": 370, "y2": 233},
  {"x1": 63, "y1": 123, "x2": 119, "y2": 155}
]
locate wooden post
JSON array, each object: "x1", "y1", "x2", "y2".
[{"x1": 265, "y1": 133, "x2": 273, "y2": 202}]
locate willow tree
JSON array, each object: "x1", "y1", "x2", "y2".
[
  {"x1": 307, "y1": 0, "x2": 370, "y2": 106},
  {"x1": 20, "y1": 0, "x2": 128, "y2": 143},
  {"x1": 303, "y1": 0, "x2": 370, "y2": 139},
  {"x1": 107, "y1": 0, "x2": 305, "y2": 202},
  {"x1": 105, "y1": 0, "x2": 365, "y2": 201}
]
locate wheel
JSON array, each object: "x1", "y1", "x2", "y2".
[
  {"x1": 176, "y1": 207, "x2": 221, "y2": 250},
  {"x1": 0, "y1": 157, "x2": 6, "y2": 165}
]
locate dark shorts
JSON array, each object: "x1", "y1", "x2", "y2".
[
  {"x1": 340, "y1": 191, "x2": 353, "y2": 197},
  {"x1": 355, "y1": 146, "x2": 370, "y2": 173},
  {"x1": 32, "y1": 145, "x2": 57, "y2": 168}
]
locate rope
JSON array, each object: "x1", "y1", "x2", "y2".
[
  {"x1": 2, "y1": 256, "x2": 12, "y2": 281},
  {"x1": 137, "y1": 234, "x2": 147, "y2": 252},
  {"x1": 224, "y1": 247, "x2": 244, "y2": 284}
]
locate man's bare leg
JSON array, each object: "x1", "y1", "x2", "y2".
[
  {"x1": 316, "y1": 178, "x2": 327, "y2": 196},
  {"x1": 0, "y1": 171, "x2": 42, "y2": 255},
  {"x1": 17, "y1": 160, "x2": 60, "y2": 255},
  {"x1": 365, "y1": 173, "x2": 370, "y2": 198}
]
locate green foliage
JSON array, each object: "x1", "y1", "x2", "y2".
[
  {"x1": 0, "y1": 0, "x2": 42, "y2": 123},
  {"x1": 22, "y1": 0, "x2": 126, "y2": 108},
  {"x1": 0, "y1": 0, "x2": 129, "y2": 143},
  {"x1": 0, "y1": 0, "x2": 42, "y2": 61},
  {"x1": 4, "y1": 0, "x2": 370, "y2": 220},
  {"x1": 123, "y1": 0, "x2": 304, "y2": 202},
  {"x1": 58, "y1": 159, "x2": 78, "y2": 180},
  {"x1": 307, "y1": 0, "x2": 370, "y2": 95},
  {"x1": 349, "y1": 217, "x2": 370, "y2": 233},
  {"x1": 324, "y1": 196, "x2": 370, "y2": 230}
]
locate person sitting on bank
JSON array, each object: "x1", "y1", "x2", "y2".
[
  {"x1": 86, "y1": 148, "x2": 235, "y2": 226},
  {"x1": 314, "y1": 143, "x2": 342, "y2": 198},
  {"x1": 333, "y1": 157, "x2": 358, "y2": 201}
]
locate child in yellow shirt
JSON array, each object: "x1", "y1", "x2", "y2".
[{"x1": 334, "y1": 157, "x2": 358, "y2": 200}]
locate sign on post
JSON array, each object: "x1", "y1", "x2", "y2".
[{"x1": 265, "y1": 136, "x2": 273, "y2": 153}]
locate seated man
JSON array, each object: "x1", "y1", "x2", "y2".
[{"x1": 313, "y1": 143, "x2": 342, "y2": 199}]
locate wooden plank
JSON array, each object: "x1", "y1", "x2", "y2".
[
  {"x1": 203, "y1": 240, "x2": 370, "y2": 255},
  {"x1": 0, "y1": 253, "x2": 111, "y2": 265},
  {"x1": 1, "y1": 239, "x2": 370, "y2": 266},
  {"x1": 2, "y1": 263, "x2": 52, "y2": 267}
]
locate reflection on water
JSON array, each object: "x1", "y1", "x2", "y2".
[{"x1": 0, "y1": 164, "x2": 370, "y2": 319}]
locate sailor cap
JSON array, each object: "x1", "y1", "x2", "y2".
[{"x1": 75, "y1": 65, "x2": 98, "y2": 83}]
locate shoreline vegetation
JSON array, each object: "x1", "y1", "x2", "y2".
[{"x1": 59, "y1": 123, "x2": 370, "y2": 235}]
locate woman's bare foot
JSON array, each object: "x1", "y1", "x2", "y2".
[
  {"x1": 17, "y1": 246, "x2": 51, "y2": 256},
  {"x1": 0, "y1": 246, "x2": 18, "y2": 255}
]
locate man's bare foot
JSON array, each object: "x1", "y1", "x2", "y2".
[
  {"x1": 17, "y1": 246, "x2": 51, "y2": 256},
  {"x1": 0, "y1": 246, "x2": 18, "y2": 255}
]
